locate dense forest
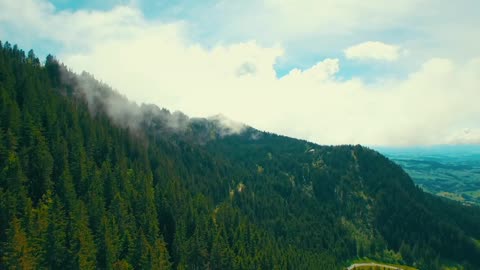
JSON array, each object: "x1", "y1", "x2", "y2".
[{"x1": 1, "y1": 41, "x2": 480, "y2": 269}]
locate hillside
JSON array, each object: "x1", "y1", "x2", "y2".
[{"x1": 1, "y1": 41, "x2": 480, "y2": 269}]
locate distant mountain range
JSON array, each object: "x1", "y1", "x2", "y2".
[{"x1": 377, "y1": 145, "x2": 480, "y2": 159}]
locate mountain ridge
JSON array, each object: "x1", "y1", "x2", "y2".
[{"x1": 1, "y1": 41, "x2": 480, "y2": 269}]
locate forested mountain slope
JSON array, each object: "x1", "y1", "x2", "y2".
[{"x1": 1, "y1": 41, "x2": 480, "y2": 269}]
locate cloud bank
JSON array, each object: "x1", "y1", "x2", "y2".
[
  {"x1": 344, "y1": 42, "x2": 403, "y2": 62},
  {"x1": 1, "y1": 0, "x2": 479, "y2": 146}
]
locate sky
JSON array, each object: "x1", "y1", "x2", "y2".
[{"x1": 0, "y1": 0, "x2": 479, "y2": 146}]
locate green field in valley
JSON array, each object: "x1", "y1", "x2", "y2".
[{"x1": 378, "y1": 146, "x2": 480, "y2": 205}]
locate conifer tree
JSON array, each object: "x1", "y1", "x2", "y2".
[{"x1": 2, "y1": 217, "x2": 37, "y2": 269}]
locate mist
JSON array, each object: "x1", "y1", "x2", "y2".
[{"x1": 59, "y1": 67, "x2": 247, "y2": 140}]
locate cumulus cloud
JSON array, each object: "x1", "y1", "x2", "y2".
[
  {"x1": 0, "y1": 0, "x2": 147, "y2": 48},
  {"x1": 61, "y1": 43, "x2": 480, "y2": 146},
  {"x1": 236, "y1": 62, "x2": 257, "y2": 77},
  {"x1": 446, "y1": 128, "x2": 480, "y2": 145},
  {"x1": 262, "y1": 0, "x2": 420, "y2": 36},
  {"x1": 1, "y1": 0, "x2": 480, "y2": 146},
  {"x1": 344, "y1": 41, "x2": 403, "y2": 62},
  {"x1": 285, "y1": 59, "x2": 340, "y2": 81}
]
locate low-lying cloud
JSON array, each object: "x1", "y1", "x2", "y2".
[
  {"x1": 67, "y1": 70, "x2": 246, "y2": 138},
  {"x1": 344, "y1": 41, "x2": 404, "y2": 62}
]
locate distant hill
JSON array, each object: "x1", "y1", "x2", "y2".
[{"x1": 1, "y1": 41, "x2": 480, "y2": 269}]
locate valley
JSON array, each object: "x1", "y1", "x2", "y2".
[{"x1": 379, "y1": 146, "x2": 480, "y2": 205}]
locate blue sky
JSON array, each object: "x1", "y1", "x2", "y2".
[
  {"x1": 1, "y1": 0, "x2": 479, "y2": 146},
  {"x1": 49, "y1": 0, "x2": 123, "y2": 11}
]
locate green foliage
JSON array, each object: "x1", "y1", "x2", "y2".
[
  {"x1": 2, "y1": 217, "x2": 37, "y2": 269},
  {"x1": 0, "y1": 41, "x2": 479, "y2": 269}
]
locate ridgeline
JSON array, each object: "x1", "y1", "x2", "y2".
[{"x1": 1, "y1": 41, "x2": 480, "y2": 269}]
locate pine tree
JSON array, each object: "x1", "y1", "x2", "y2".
[
  {"x1": 150, "y1": 238, "x2": 172, "y2": 270},
  {"x1": 69, "y1": 201, "x2": 97, "y2": 270},
  {"x1": 2, "y1": 217, "x2": 37, "y2": 269},
  {"x1": 99, "y1": 214, "x2": 120, "y2": 270},
  {"x1": 25, "y1": 127, "x2": 54, "y2": 203},
  {"x1": 36, "y1": 194, "x2": 68, "y2": 269}
]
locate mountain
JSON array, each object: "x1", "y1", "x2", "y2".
[{"x1": 1, "y1": 41, "x2": 480, "y2": 269}]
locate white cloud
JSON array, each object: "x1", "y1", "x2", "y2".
[
  {"x1": 61, "y1": 42, "x2": 480, "y2": 146},
  {"x1": 262, "y1": 0, "x2": 420, "y2": 36},
  {"x1": 0, "y1": 0, "x2": 154, "y2": 51},
  {"x1": 446, "y1": 128, "x2": 480, "y2": 145},
  {"x1": 344, "y1": 41, "x2": 403, "y2": 62},
  {"x1": 286, "y1": 59, "x2": 340, "y2": 81},
  {"x1": 180, "y1": 0, "x2": 480, "y2": 75},
  {"x1": 1, "y1": 0, "x2": 480, "y2": 146}
]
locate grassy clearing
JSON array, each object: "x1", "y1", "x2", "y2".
[{"x1": 347, "y1": 258, "x2": 417, "y2": 270}]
